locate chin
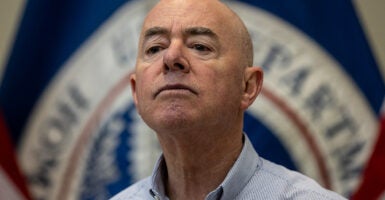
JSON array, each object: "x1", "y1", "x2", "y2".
[{"x1": 142, "y1": 108, "x2": 192, "y2": 131}]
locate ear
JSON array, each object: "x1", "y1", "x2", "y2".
[
  {"x1": 129, "y1": 71, "x2": 138, "y2": 106},
  {"x1": 240, "y1": 66, "x2": 263, "y2": 110}
]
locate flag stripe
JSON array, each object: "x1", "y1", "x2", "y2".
[
  {"x1": 0, "y1": 167, "x2": 26, "y2": 200},
  {"x1": 351, "y1": 107, "x2": 385, "y2": 199},
  {"x1": 0, "y1": 112, "x2": 31, "y2": 200}
]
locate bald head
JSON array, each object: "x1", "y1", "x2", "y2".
[
  {"x1": 131, "y1": 0, "x2": 263, "y2": 137},
  {"x1": 215, "y1": 1, "x2": 254, "y2": 67},
  {"x1": 140, "y1": 0, "x2": 254, "y2": 67}
]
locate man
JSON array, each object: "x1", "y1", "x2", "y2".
[{"x1": 112, "y1": 0, "x2": 346, "y2": 199}]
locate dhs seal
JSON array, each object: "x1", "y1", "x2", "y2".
[
  {"x1": 229, "y1": 1, "x2": 377, "y2": 197},
  {"x1": 19, "y1": 0, "x2": 378, "y2": 199}
]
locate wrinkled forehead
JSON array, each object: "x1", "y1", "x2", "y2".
[{"x1": 141, "y1": 0, "x2": 233, "y2": 37}]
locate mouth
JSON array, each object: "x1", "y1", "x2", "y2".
[{"x1": 154, "y1": 84, "x2": 197, "y2": 98}]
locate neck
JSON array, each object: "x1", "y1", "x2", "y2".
[{"x1": 157, "y1": 127, "x2": 243, "y2": 200}]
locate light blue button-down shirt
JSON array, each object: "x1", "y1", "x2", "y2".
[{"x1": 111, "y1": 135, "x2": 346, "y2": 200}]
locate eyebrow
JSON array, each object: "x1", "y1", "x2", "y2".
[
  {"x1": 143, "y1": 26, "x2": 168, "y2": 39},
  {"x1": 142, "y1": 26, "x2": 218, "y2": 41},
  {"x1": 184, "y1": 27, "x2": 218, "y2": 39}
]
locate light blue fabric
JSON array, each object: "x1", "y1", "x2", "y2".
[{"x1": 111, "y1": 135, "x2": 346, "y2": 200}]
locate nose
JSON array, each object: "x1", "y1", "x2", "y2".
[{"x1": 163, "y1": 41, "x2": 190, "y2": 73}]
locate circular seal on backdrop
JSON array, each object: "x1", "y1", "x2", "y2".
[
  {"x1": 18, "y1": 0, "x2": 378, "y2": 199},
  {"x1": 228, "y1": 1, "x2": 378, "y2": 196}
]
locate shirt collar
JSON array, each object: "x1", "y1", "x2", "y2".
[
  {"x1": 217, "y1": 134, "x2": 261, "y2": 200},
  {"x1": 149, "y1": 134, "x2": 260, "y2": 200},
  {"x1": 150, "y1": 156, "x2": 169, "y2": 200}
]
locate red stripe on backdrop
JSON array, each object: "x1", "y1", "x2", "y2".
[
  {"x1": 261, "y1": 88, "x2": 331, "y2": 189},
  {"x1": 0, "y1": 111, "x2": 32, "y2": 200},
  {"x1": 57, "y1": 72, "x2": 132, "y2": 200},
  {"x1": 351, "y1": 112, "x2": 385, "y2": 200}
]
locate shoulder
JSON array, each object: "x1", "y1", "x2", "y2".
[
  {"x1": 238, "y1": 158, "x2": 347, "y2": 200},
  {"x1": 109, "y1": 177, "x2": 152, "y2": 200}
]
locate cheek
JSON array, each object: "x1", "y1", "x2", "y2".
[
  {"x1": 135, "y1": 65, "x2": 161, "y2": 97},
  {"x1": 203, "y1": 67, "x2": 243, "y2": 100},
  {"x1": 134, "y1": 78, "x2": 154, "y2": 119},
  {"x1": 133, "y1": 75, "x2": 153, "y2": 108},
  {"x1": 214, "y1": 63, "x2": 243, "y2": 86},
  {"x1": 136, "y1": 77, "x2": 153, "y2": 99}
]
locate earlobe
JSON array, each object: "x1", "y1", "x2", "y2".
[
  {"x1": 129, "y1": 72, "x2": 138, "y2": 106},
  {"x1": 241, "y1": 67, "x2": 263, "y2": 110}
]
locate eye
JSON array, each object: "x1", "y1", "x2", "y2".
[
  {"x1": 146, "y1": 46, "x2": 163, "y2": 55},
  {"x1": 192, "y1": 44, "x2": 211, "y2": 52}
]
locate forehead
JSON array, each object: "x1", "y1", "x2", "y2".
[{"x1": 142, "y1": 0, "x2": 231, "y2": 35}]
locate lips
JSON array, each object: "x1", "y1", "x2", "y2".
[{"x1": 154, "y1": 84, "x2": 197, "y2": 98}]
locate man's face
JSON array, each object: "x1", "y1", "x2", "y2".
[{"x1": 131, "y1": 0, "x2": 252, "y2": 132}]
